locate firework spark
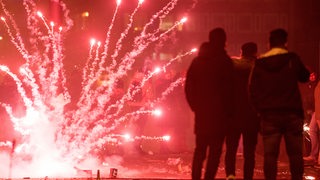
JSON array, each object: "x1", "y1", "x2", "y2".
[{"x1": 0, "y1": 0, "x2": 197, "y2": 178}]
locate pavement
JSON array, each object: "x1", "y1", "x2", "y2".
[
  {"x1": 1, "y1": 138, "x2": 320, "y2": 180},
  {"x1": 2, "y1": 152, "x2": 320, "y2": 180},
  {"x1": 84, "y1": 150, "x2": 320, "y2": 180}
]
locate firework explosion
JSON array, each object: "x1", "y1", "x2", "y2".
[{"x1": 0, "y1": 0, "x2": 196, "y2": 178}]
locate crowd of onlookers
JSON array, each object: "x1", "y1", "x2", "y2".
[{"x1": 185, "y1": 27, "x2": 311, "y2": 180}]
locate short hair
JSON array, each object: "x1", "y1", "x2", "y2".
[
  {"x1": 209, "y1": 27, "x2": 226, "y2": 47},
  {"x1": 241, "y1": 42, "x2": 257, "y2": 57},
  {"x1": 269, "y1": 28, "x2": 288, "y2": 47}
]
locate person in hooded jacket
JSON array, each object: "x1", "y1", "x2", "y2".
[
  {"x1": 248, "y1": 28, "x2": 310, "y2": 180},
  {"x1": 185, "y1": 27, "x2": 235, "y2": 180}
]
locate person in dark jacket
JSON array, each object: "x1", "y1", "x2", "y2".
[
  {"x1": 248, "y1": 28, "x2": 310, "y2": 180},
  {"x1": 225, "y1": 42, "x2": 259, "y2": 180},
  {"x1": 185, "y1": 27, "x2": 235, "y2": 180}
]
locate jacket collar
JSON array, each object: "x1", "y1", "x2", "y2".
[{"x1": 260, "y1": 47, "x2": 288, "y2": 58}]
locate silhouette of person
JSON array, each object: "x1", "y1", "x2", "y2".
[
  {"x1": 314, "y1": 79, "x2": 320, "y2": 168},
  {"x1": 185, "y1": 27, "x2": 235, "y2": 180},
  {"x1": 302, "y1": 72, "x2": 318, "y2": 165},
  {"x1": 248, "y1": 28, "x2": 310, "y2": 180},
  {"x1": 225, "y1": 42, "x2": 259, "y2": 180}
]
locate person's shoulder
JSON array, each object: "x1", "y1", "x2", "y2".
[
  {"x1": 231, "y1": 57, "x2": 243, "y2": 65},
  {"x1": 231, "y1": 56, "x2": 240, "y2": 61},
  {"x1": 193, "y1": 55, "x2": 207, "y2": 62},
  {"x1": 252, "y1": 57, "x2": 269, "y2": 72},
  {"x1": 189, "y1": 56, "x2": 206, "y2": 67}
]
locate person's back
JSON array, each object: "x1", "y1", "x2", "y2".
[
  {"x1": 225, "y1": 42, "x2": 259, "y2": 180},
  {"x1": 249, "y1": 28, "x2": 310, "y2": 180},
  {"x1": 315, "y1": 81, "x2": 320, "y2": 122},
  {"x1": 312, "y1": 80, "x2": 320, "y2": 166},
  {"x1": 185, "y1": 30, "x2": 234, "y2": 134},
  {"x1": 185, "y1": 28, "x2": 234, "y2": 180},
  {"x1": 232, "y1": 42, "x2": 259, "y2": 130},
  {"x1": 250, "y1": 52, "x2": 308, "y2": 115}
]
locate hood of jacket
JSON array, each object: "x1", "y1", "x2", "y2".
[{"x1": 257, "y1": 47, "x2": 291, "y2": 72}]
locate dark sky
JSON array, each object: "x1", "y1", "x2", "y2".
[{"x1": 0, "y1": 0, "x2": 319, "y2": 73}]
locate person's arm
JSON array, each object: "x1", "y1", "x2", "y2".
[
  {"x1": 185, "y1": 61, "x2": 197, "y2": 112},
  {"x1": 248, "y1": 63, "x2": 259, "y2": 112},
  {"x1": 293, "y1": 54, "x2": 310, "y2": 83},
  {"x1": 314, "y1": 81, "x2": 320, "y2": 120}
]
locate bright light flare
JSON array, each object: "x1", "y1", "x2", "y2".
[
  {"x1": 191, "y1": 48, "x2": 197, "y2": 53},
  {"x1": 37, "y1": 11, "x2": 43, "y2": 18},
  {"x1": 138, "y1": 0, "x2": 144, "y2": 4},
  {"x1": 180, "y1": 17, "x2": 187, "y2": 24},
  {"x1": 50, "y1": 21, "x2": 55, "y2": 27},
  {"x1": 162, "y1": 135, "x2": 171, "y2": 141},
  {"x1": 153, "y1": 67, "x2": 161, "y2": 74},
  {"x1": 152, "y1": 109, "x2": 162, "y2": 116},
  {"x1": 304, "y1": 176, "x2": 316, "y2": 180},
  {"x1": 116, "y1": 0, "x2": 121, "y2": 6},
  {"x1": 0, "y1": 16, "x2": 5, "y2": 21},
  {"x1": 90, "y1": 38, "x2": 96, "y2": 46},
  {"x1": 81, "y1": 12, "x2": 89, "y2": 18},
  {"x1": 123, "y1": 133, "x2": 131, "y2": 141},
  {"x1": 303, "y1": 123, "x2": 310, "y2": 132}
]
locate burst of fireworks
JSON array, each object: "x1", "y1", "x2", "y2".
[{"x1": 0, "y1": 0, "x2": 196, "y2": 177}]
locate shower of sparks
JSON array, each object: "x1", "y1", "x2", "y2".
[{"x1": 0, "y1": 0, "x2": 197, "y2": 177}]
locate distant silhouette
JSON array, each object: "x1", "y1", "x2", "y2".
[
  {"x1": 301, "y1": 72, "x2": 318, "y2": 165},
  {"x1": 249, "y1": 28, "x2": 310, "y2": 180},
  {"x1": 314, "y1": 80, "x2": 320, "y2": 167},
  {"x1": 225, "y1": 42, "x2": 259, "y2": 180},
  {"x1": 185, "y1": 27, "x2": 235, "y2": 180}
]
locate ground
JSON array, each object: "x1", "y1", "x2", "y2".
[{"x1": 64, "y1": 150, "x2": 320, "y2": 180}]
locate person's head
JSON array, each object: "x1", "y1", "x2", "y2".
[
  {"x1": 209, "y1": 27, "x2": 226, "y2": 48},
  {"x1": 241, "y1": 42, "x2": 257, "y2": 58},
  {"x1": 269, "y1": 28, "x2": 288, "y2": 48}
]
